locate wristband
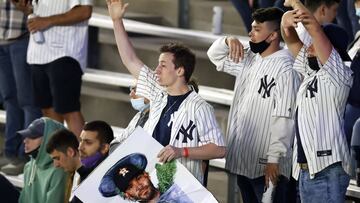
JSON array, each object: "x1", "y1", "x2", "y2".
[{"x1": 183, "y1": 147, "x2": 189, "y2": 158}]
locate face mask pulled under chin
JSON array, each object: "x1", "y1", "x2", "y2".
[
  {"x1": 307, "y1": 56, "x2": 320, "y2": 71},
  {"x1": 249, "y1": 38, "x2": 271, "y2": 54},
  {"x1": 130, "y1": 97, "x2": 150, "y2": 112}
]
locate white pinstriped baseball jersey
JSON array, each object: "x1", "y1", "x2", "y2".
[
  {"x1": 27, "y1": 0, "x2": 93, "y2": 71},
  {"x1": 293, "y1": 46, "x2": 353, "y2": 179},
  {"x1": 136, "y1": 66, "x2": 225, "y2": 183},
  {"x1": 292, "y1": 46, "x2": 353, "y2": 179},
  {"x1": 296, "y1": 23, "x2": 312, "y2": 47},
  {"x1": 207, "y1": 37, "x2": 300, "y2": 179},
  {"x1": 112, "y1": 111, "x2": 142, "y2": 145}
]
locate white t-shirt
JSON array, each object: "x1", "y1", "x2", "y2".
[{"x1": 27, "y1": 0, "x2": 93, "y2": 71}]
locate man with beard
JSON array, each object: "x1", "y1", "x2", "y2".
[
  {"x1": 78, "y1": 120, "x2": 114, "y2": 169},
  {"x1": 99, "y1": 153, "x2": 192, "y2": 202},
  {"x1": 207, "y1": 7, "x2": 300, "y2": 203},
  {"x1": 47, "y1": 120, "x2": 114, "y2": 202}
]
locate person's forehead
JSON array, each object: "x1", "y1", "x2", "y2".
[
  {"x1": 251, "y1": 21, "x2": 266, "y2": 28},
  {"x1": 80, "y1": 130, "x2": 99, "y2": 142},
  {"x1": 50, "y1": 149, "x2": 64, "y2": 158},
  {"x1": 159, "y1": 52, "x2": 174, "y2": 62}
]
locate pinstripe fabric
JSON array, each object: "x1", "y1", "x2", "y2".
[
  {"x1": 27, "y1": 0, "x2": 93, "y2": 71},
  {"x1": 113, "y1": 112, "x2": 142, "y2": 144},
  {"x1": 292, "y1": 46, "x2": 353, "y2": 180},
  {"x1": 208, "y1": 37, "x2": 300, "y2": 179},
  {"x1": 296, "y1": 23, "x2": 312, "y2": 46},
  {"x1": 136, "y1": 65, "x2": 225, "y2": 183}
]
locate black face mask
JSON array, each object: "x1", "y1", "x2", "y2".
[
  {"x1": 249, "y1": 40, "x2": 270, "y2": 54},
  {"x1": 249, "y1": 33, "x2": 273, "y2": 54},
  {"x1": 26, "y1": 146, "x2": 40, "y2": 159},
  {"x1": 307, "y1": 56, "x2": 320, "y2": 71}
]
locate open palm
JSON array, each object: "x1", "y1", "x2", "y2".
[{"x1": 106, "y1": 0, "x2": 129, "y2": 20}]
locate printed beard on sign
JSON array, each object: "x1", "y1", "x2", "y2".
[{"x1": 74, "y1": 127, "x2": 218, "y2": 203}]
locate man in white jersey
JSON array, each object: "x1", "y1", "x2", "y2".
[
  {"x1": 106, "y1": 0, "x2": 225, "y2": 184},
  {"x1": 25, "y1": 0, "x2": 92, "y2": 137},
  {"x1": 282, "y1": 0, "x2": 353, "y2": 202},
  {"x1": 208, "y1": 7, "x2": 300, "y2": 203}
]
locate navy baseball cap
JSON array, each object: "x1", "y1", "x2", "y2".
[
  {"x1": 99, "y1": 153, "x2": 148, "y2": 197},
  {"x1": 323, "y1": 23, "x2": 352, "y2": 61},
  {"x1": 113, "y1": 164, "x2": 144, "y2": 192},
  {"x1": 17, "y1": 118, "x2": 44, "y2": 139}
]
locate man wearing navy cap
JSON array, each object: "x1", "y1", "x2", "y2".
[
  {"x1": 17, "y1": 117, "x2": 68, "y2": 203},
  {"x1": 282, "y1": 0, "x2": 353, "y2": 202},
  {"x1": 99, "y1": 153, "x2": 192, "y2": 202}
]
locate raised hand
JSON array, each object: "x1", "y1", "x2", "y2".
[
  {"x1": 281, "y1": 9, "x2": 303, "y2": 36},
  {"x1": 106, "y1": 0, "x2": 129, "y2": 21},
  {"x1": 226, "y1": 36, "x2": 244, "y2": 63}
]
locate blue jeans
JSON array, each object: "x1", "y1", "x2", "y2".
[
  {"x1": 0, "y1": 36, "x2": 42, "y2": 158},
  {"x1": 230, "y1": 0, "x2": 253, "y2": 32},
  {"x1": 237, "y1": 175, "x2": 289, "y2": 203},
  {"x1": 299, "y1": 162, "x2": 350, "y2": 203}
]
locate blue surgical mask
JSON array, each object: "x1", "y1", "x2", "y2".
[
  {"x1": 356, "y1": 8, "x2": 360, "y2": 17},
  {"x1": 130, "y1": 97, "x2": 150, "y2": 112}
]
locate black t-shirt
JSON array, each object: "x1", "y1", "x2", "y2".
[
  {"x1": 152, "y1": 91, "x2": 192, "y2": 146},
  {"x1": 295, "y1": 109, "x2": 307, "y2": 163}
]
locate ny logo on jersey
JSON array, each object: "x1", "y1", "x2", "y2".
[
  {"x1": 176, "y1": 120, "x2": 196, "y2": 143},
  {"x1": 258, "y1": 75, "x2": 276, "y2": 98},
  {"x1": 306, "y1": 76, "x2": 318, "y2": 98}
]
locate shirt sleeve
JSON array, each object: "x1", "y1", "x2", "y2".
[
  {"x1": 318, "y1": 48, "x2": 353, "y2": 87},
  {"x1": 111, "y1": 113, "x2": 141, "y2": 145},
  {"x1": 69, "y1": 0, "x2": 93, "y2": 8},
  {"x1": 45, "y1": 169, "x2": 67, "y2": 203},
  {"x1": 195, "y1": 103, "x2": 225, "y2": 147},
  {"x1": 272, "y1": 67, "x2": 300, "y2": 118},
  {"x1": 293, "y1": 45, "x2": 315, "y2": 76},
  {"x1": 207, "y1": 36, "x2": 253, "y2": 76},
  {"x1": 136, "y1": 65, "x2": 164, "y2": 102},
  {"x1": 267, "y1": 117, "x2": 295, "y2": 163}
]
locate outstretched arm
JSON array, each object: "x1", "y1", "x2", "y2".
[
  {"x1": 107, "y1": 0, "x2": 144, "y2": 78},
  {"x1": 157, "y1": 143, "x2": 226, "y2": 162},
  {"x1": 284, "y1": 0, "x2": 332, "y2": 64}
]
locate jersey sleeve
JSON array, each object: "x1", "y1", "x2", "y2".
[{"x1": 136, "y1": 65, "x2": 164, "y2": 102}]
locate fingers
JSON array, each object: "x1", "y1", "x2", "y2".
[
  {"x1": 227, "y1": 37, "x2": 244, "y2": 63},
  {"x1": 265, "y1": 174, "x2": 270, "y2": 188},
  {"x1": 269, "y1": 173, "x2": 279, "y2": 186},
  {"x1": 157, "y1": 146, "x2": 176, "y2": 163},
  {"x1": 123, "y1": 3, "x2": 129, "y2": 11}
]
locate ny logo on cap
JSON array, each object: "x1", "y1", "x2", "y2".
[{"x1": 119, "y1": 168, "x2": 129, "y2": 177}]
